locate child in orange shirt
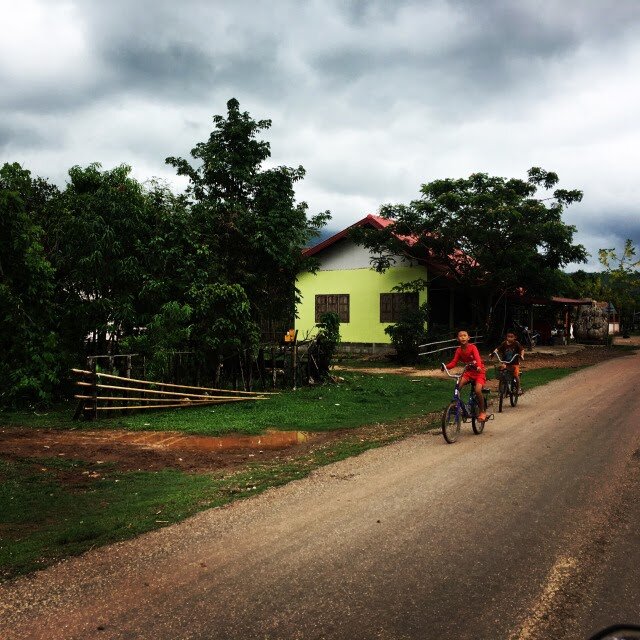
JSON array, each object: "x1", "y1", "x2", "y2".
[
  {"x1": 442, "y1": 330, "x2": 487, "y2": 421},
  {"x1": 490, "y1": 330, "x2": 525, "y2": 394}
]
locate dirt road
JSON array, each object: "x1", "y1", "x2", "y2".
[{"x1": 1, "y1": 351, "x2": 639, "y2": 639}]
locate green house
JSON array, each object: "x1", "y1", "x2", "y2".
[{"x1": 296, "y1": 215, "x2": 455, "y2": 351}]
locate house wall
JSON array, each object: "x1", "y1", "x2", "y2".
[
  {"x1": 317, "y1": 239, "x2": 419, "y2": 271},
  {"x1": 296, "y1": 264, "x2": 428, "y2": 344}
]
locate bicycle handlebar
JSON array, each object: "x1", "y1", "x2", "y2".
[
  {"x1": 440, "y1": 362, "x2": 476, "y2": 378},
  {"x1": 490, "y1": 350, "x2": 522, "y2": 364}
]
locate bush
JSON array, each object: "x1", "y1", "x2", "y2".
[
  {"x1": 384, "y1": 303, "x2": 428, "y2": 365},
  {"x1": 308, "y1": 312, "x2": 340, "y2": 381}
]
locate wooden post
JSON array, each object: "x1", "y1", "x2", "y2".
[
  {"x1": 239, "y1": 351, "x2": 246, "y2": 391},
  {"x1": 271, "y1": 345, "x2": 276, "y2": 389},
  {"x1": 72, "y1": 394, "x2": 85, "y2": 421},
  {"x1": 126, "y1": 355, "x2": 132, "y2": 379},
  {"x1": 292, "y1": 331, "x2": 298, "y2": 390},
  {"x1": 89, "y1": 358, "x2": 98, "y2": 420}
]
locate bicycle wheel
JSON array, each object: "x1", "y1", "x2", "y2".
[
  {"x1": 498, "y1": 379, "x2": 505, "y2": 413},
  {"x1": 471, "y1": 408, "x2": 485, "y2": 434},
  {"x1": 442, "y1": 403, "x2": 461, "y2": 444},
  {"x1": 510, "y1": 378, "x2": 519, "y2": 407}
]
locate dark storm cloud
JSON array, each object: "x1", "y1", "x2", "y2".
[
  {"x1": 578, "y1": 213, "x2": 640, "y2": 247},
  {"x1": 2, "y1": 0, "x2": 639, "y2": 264},
  {"x1": 98, "y1": 33, "x2": 284, "y2": 103},
  {"x1": 310, "y1": 0, "x2": 640, "y2": 121},
  {"x1": 74, "y1": 0, "x2": 287, "y2": 104},
  {"x1": 0, "y1": 122, "x2": 50, "y2": 151},
  {"x1": 106, "y1": 41, "x2": 215, "y2": 96}
]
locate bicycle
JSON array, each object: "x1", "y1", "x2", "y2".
[
  {"x1": 490, "y1": 351, "x2": 521, "y2": 413},
  {"x1": 440, "y1": 363, "x2": 492, "y2": 444}
]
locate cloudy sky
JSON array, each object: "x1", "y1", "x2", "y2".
[{"x1": 2, "y1": 0, "x2": 639, "y2": 270}]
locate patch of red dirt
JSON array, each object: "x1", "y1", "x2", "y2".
[{"x1": 0, "y1": 427, "x2": 345, "y2": 474}]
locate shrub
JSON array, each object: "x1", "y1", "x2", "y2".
[
  {"x1": 308, "y1": 312, "x2": 340, "y2": 381},
  {"x1": 384, "y1": 303, "x2": 428, "y2": 364}
]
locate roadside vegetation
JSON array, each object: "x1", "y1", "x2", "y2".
[
  {"x1": 1, "y1": 366, "x2": 578, "y2": 435},
  {"x1": 0, "y1": 361, "x2": 608, "y2": 582}
]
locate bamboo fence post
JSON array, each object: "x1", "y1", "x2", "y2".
[
  {"x1": 90, "y1": 358, "x2": 98, "y2": 420},
  {"x1": 239, "y1": 351, "x2": 246, "y2": 391},
  {"x1": 271, "y1": 345, "x2": 276, "y2": 389},
  {"x1": 292, "y1": 332, "x2": 298, "y2": 391}
]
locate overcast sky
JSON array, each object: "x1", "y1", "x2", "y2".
[{"x1": 2, "y1": 0, "x2": 639, "y2": 271}]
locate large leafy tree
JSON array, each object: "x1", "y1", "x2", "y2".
[
  {"x1": 354, "y1": 168, "x2": 587, "y2": 330},
  {"x1": 48, "y1": 163, "x2": 153, "y2": 354},
  {"x1": 166, "y1": 98, "x2": 330, "y2": 333},
  {"x1": 137, "y1": 179, "x2": 198, "y2": 314},
  {"x1": 564, "y1": 270, "x2": 607, "y2": 300},
  {"x1": 598, "y1": 239, "x2": 640, "y2": 335},
  {"x1": 0, "y1": 163, "x2": 61, "y2": 404}
]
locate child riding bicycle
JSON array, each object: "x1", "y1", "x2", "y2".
[
  {"x1": 490, "y1": 330, "x2": 525, "y2": 394},
  {"x1": 441, "y1": 329, "x2": 487, "y2": 422}
]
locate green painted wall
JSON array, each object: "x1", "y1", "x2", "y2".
[{"x1": 296, "y1": 266, "x2": 427, "y2": 343}]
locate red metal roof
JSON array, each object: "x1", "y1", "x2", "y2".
[
  {"x1": 508, "y1": 291, "x2": 595, "y2": 306},
  {"x1": 303, "y1": 214, "x2": 470, "y2": 280},
  {"x1": 550, "y1": 296, "x2": 594, "y2": 305},
  {"x1": 302, "y1": 214, "x2": 395, "y2": 257}
]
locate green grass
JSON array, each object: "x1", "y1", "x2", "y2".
[
  {"x1": 0, "y1": 455, "x2": 304, "y2": 580},
  {"x1": 1, "y1": 372, "x2": 453, "y2": 435},
  {"x1": 0, "y1": 363, "x2": 607, "y2": 581},
  {"x1": 0, "y1": 364, "x2": 604, "y2": 437},
  {"x1": 0, "y1": 429, "x2": 419, "y2": 581}
]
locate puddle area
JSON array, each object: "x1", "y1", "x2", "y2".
[
  {"x1": 136, "y1": 430, "x2": 311, "y2": 452},
  {"x1": 0, "y1": 427, "x2": 315, "y2": 460},
  {"x1": 49, "y1": 429, "x2": 313, "y2": 452}
]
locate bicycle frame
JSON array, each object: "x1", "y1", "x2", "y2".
[
  {"x1": 491, "y1": 351, "x2": 520, "y2": 412},
  {"x1": 444, "y1": 365, "x2": 476, "y2": 421},
  {"x1": 440, "y1": 363, "x2": 487, "y2": 443}
]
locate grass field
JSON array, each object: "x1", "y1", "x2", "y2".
[
  {"x1": 0, "y1": 366, "x2": 575, "y2": 435},
  {"x1": 0, "y1": 365, "x2": 584, "y2": 580}
]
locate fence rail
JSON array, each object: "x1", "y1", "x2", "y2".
[
  {"x1": 72, "y1": 367, "x2": 273, "y2": 420},
  {"x1": 418, "y1": 335, "x2": 484, "y2": 357}
]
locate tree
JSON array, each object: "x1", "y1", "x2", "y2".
[
  {"x1": 564, "y1": 270, "x2": 607, "y2": 301},
  {"x1": 0, "y1": 163, "x2": 61, "y2": 405},
  {"x1": 308, "y1": 312, "x2": 341, "y2": 381},
  {"x1": 49, "y1": 163, "x2": 152, "y2": 355},
  {"x1": 598, "y1": 239, "x2": 640, "y2": 335},
  {"x1": 136, "y1": 179, "x2": 199, "y2": 317},
  {"x1": 120, "y1": 301, "x2": 193, "y2": 382},
  {"x1": 384, "y1": 303, "x2": 429, "y2": 364},
  {"x1": 353, "y1": 168, "x2": 587, "y2": 333},
  {"x1": 166, "y1": 98, "x2": 330, "y2": 333}
]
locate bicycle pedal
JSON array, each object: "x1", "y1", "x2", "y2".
[{"x1": 488, "y1": 414, "x2": 495, "y2": 420}]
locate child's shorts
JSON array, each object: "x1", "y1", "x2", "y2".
[{"x1": 461, "y1": 371, "x2": 487, "y2": 387}]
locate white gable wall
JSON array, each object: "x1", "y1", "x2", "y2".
[{"x1": 318, "y1": 239, "x2": 415, "y2": 271}]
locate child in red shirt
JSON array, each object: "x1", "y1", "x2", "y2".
[{"x1": 442, "y1": 330, "x2": 487, "y2": 421}]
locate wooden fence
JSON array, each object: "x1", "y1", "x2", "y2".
[
  {"x1": 72, "y1": 367, "x2": 275, "y2": 420},
  {"x1": 418, "y1": 334, "x2": 484, "y2": 357}
]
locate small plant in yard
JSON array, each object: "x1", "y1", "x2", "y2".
[
  {"x1": 308, "y1": 312, "x2": 341, "y2": 381},
  {"x1": 385, "y1": 303, "x2": 428, "y2": 365}
]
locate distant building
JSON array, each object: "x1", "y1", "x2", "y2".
[{"x1": 296, "y1": 215, "x2": 469, "y2": 352}]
